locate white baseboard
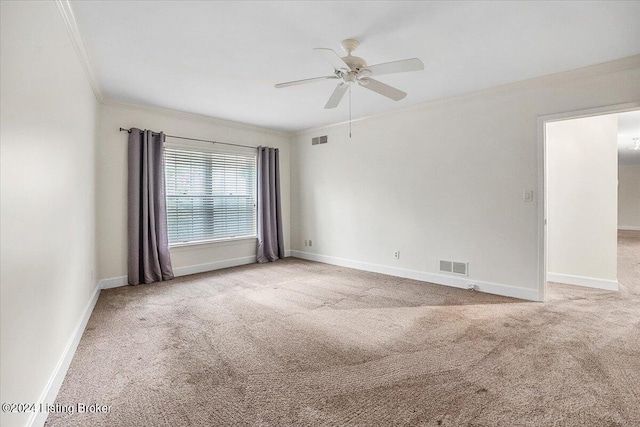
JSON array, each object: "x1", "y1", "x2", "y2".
[
  {"x1": 172, "y1": 256, "x2": 256, "y2": 277},
  {"x1": 618, "y1": 226, "x2": 640, "y2": 231},
  {"x1": 290, "y1": 250, "x2": 540, "y2": 302},
  {"x1": 99, "y1": 255, "x2": 267, "y2": 289},
  {"x1": 547, "y1": 272, "x2": 619, "y2": 291},
  {"x1": 98, "y1": 275, "x2": 128, "y2": 289},
  {"x1": 27, "y1": 282, "x2": 101, "y2": 427}
]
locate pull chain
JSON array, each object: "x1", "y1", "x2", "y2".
[{"x1": 349, "y1": 85, "x2": 352, "y2": 138}]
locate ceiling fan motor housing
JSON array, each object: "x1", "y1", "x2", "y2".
[
  {"x1": 340, "y1": 39, "x2": 367, "y2": 71},
  {"x1": 342, "y1": 55, "x2": 367, "y2": 71}
]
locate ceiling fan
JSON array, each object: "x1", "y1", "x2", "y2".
[{"x1": 275, "y1": 39, "x2": 424, "y2": 109}]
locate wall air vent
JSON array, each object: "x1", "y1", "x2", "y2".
[
  {"x1": 312, "y1": 135, "x2": 328, "y2": 145},
  {"x1": 439, "y1": 260, "x2": 452, "y2": 273},
  {"x1": 439, "y1": 259, "x2": 468, "y2": 276}
]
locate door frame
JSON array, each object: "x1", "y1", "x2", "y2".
[{"x1": 536, "y1": 101, "x2": 640, "y2": 301}]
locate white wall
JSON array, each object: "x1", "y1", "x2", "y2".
[
  {"x1": 618, "y1": 164, "x2": 640, "y2": 229},
  {"x1": 290, "y1": 62, "x2": 640, "y2": 301},
  {"x1": 97, "y1": 102, "x2": 291, "y2": 282},
  {"x1": 546, "y1": 115, "x2": 618, "y2": 287},
  {"x1": 0, "y1": 2, "x2": 99, "y2": 427}
]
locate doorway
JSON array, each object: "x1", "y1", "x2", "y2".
[{"x1": 537, "y1": 102, "x2": 640, "y2": 301}]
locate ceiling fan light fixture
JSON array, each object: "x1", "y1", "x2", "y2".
[
  {"x1": 274, "y1": 39, "x2": 424, "y2": 109},
  {"x1": 344, "y1": 73, "x2": 357, "y2": 85}
]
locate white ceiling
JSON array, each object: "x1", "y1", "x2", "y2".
[
  {"x1": 618, "y1": 110, "x2": 640, "y2": 165},
  {"x1": 71, "y1": 1, "x2": 640, "y2": 132}
]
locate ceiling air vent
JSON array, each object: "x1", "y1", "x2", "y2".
[
  {"x1": 439, "y1": 259, "x2": 468, "y2": 276},
  {"x1": 312, "y1": 135, "x2": 328, "y2": 145}
]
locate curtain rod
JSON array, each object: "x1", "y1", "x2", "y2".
[{"x1": 119, "y1": 128, "x2": 256, "y2": 150}]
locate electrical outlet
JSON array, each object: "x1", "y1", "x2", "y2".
[
  {"x1": 394, "y1": 250, "x2": 400, "y2": 259},
  {"x1": 309, "y1": 240, "x2": 312, "y2": 247},
  {"x1": 523, "y1": 190, "x2": 533, "y2": 202},
  {"x1": 304, "y1": 240, "x2": 308, "y2": 247}
]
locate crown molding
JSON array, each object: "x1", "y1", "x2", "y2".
[
  {"x1": 49, "y1": 0, "x2": 640, "y2": 139},
  {"x1": 101, "y1": 98, "x2": 291, "y2": 138},
  {"x1": 53, "y1": 0, "x2": 286, "y2": 137},
  {"x1": 55, "y1": 0, "x2": 104, "y2": 102},
  {"x1": 293, "y1": 54, "x2": 640, "y2": 136}
]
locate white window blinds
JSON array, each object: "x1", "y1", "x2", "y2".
[{"x1": 164, "y1": 147, "x2": 257, "y2": 245}]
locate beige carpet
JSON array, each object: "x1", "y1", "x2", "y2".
[{"x1": 47, "y1": 232, "x2": 640, "y2": 426}]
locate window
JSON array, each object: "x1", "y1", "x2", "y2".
[{"x1": 164, "y1": 146, "x2": 257, "y2": 245}]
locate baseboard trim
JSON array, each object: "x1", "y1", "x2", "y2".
[
  {"x1": 618, "y1": 226, "x2": 640, "y2": 231},
  {"x1": 99, "y1": 255, "x2": 266, "y2": 289},
  {"x1": 172, "y1": 256, "x2": 256, "y2": 277},
  {"x1": 547, "y1": 272, "x2": 619, "y2": 290},
  {"x1": 290, "y1": 250, "x2": 540, "y2": 302},
  {"x1": 27, "y1": 282, "x2": 101, "y2": 427},
  {"x1": 98, "y1": 275, "x2": 128, "y2": 289}
]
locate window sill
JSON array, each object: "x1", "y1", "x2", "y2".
[{"x1": 169, "y1": 236, "x2": 257, "y2": 251}]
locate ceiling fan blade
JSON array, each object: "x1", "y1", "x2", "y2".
[
  {"x1": 324, "y1": 83, "x2": 348, "y2": 109},
  {"x1": 275, "y1": 75, "x2": 339, "y2": 88},
  {"x1": 363, "y1": 58, "x2": 424, "y2": 77},
  {"x1": 314, "y1": 48, "x2": 351, "y2": 72},
  {"x1": 359, "y1": 78, "x2": 406, "y2": 101}
]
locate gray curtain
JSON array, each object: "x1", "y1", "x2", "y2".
[
  {"x1": 127, "y1": 128, "x2": 174, "y2": 285},
  {"x1": 257, "y1": 146, "x2": 284, "y2": 263}
]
